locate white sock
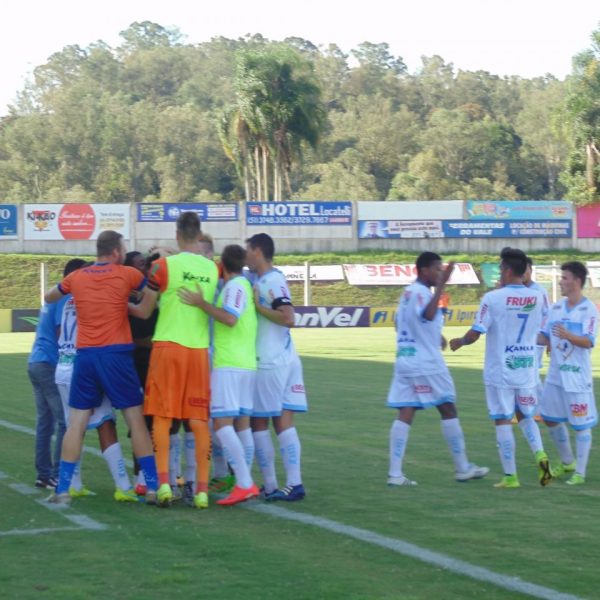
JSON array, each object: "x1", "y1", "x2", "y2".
[
  {"x1": 212, "y1": 427, "x2": 230, "y2": 478},
  {"x1": 278, "y1": 427, "x2": 302, "y2": 487},
  {"x1": 217, "y1": 426, "x2": 253, "y2": 489},
  {"x1": 496, "y1": 424, "x2": 516, "y2": 475},
  {"x1": 575, "y1": 430, "x2": 592, "y2": 477},
  {"x1": 136, "y1": 470, "x2": 146, "y2": 486},
  {"x1": 237, "y1": 427, "x2": 255, "y2": 468},
  {"x1": 440, "y1": 418, "x2": 470, "y2": 473},
  {"x1": 518, "y1": 418, "x2": 544, "y2": 454},
  {"x1": 389, "y1": 420, "x2": 410, "y2": 478},
  {"x1": 71, "y1": 459, "x2": 83, "y2": 491},
  {"x1": 184, "y1": 432, "x2": 196, "y2": 483},
  {"x1": 253, "y1": 429, "x2": 278, "y2": 493},
  {"x1": 169, "y1": 434, "x2": 180, "y2": 486},
  {"x1": 548, "y1": 423, "x2": 575, "y2": 465},
  {"x1": 102, "y1": 443, "x2": 132, "y2": 491}
]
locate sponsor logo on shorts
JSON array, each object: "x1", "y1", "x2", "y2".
[
  {"x1": 505, "y1": 356, "x2": 534, "y2": 370},
  {"x1": 188, "y1": 397, "x2": 208, "y2": 407},
  {"x1": 570, "y1": 403, "x2": 588, "y2": 417},
  {"x1": 397, "y1": 346, "x2": 416, "y2": 357},
  {"x1": 291, "y1": 384, "x2": 305, "y2": 393},
  {"x1": 517, "y1": 395, "x2": 535, "y2": 406},
  {"x1": 560, "y1": 363, "x2": 582, "y2": 373},
  {"x1": 413, "y1": 384, "x2": 432, "y2": 394}
]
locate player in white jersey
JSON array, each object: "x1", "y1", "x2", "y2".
[
  {"x1": 245, "y1": 233, "x2": 307, "y2": 502},
  {"x1": 450, "y1": 248, "x2": 552, "y2": 488},
  {"x1": 386, "y1": 252, "x2": 489, "y2": 486},
  {"x1": 539, "y1": 261, "x2": 598, "y2": 485},
  {"x1": 55, "y1": 261, "x2": 137, "y2": 502}
]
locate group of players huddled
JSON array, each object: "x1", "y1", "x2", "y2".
[
  {"x1": 32, "y1": 211, "x2": 306, "y2": 508},
  {"x1": 28, "y1": 219, "x2": 596, "y2": 510},
  {"x1": 386, "y1": 248, "x2": 597, "y2": 488}
]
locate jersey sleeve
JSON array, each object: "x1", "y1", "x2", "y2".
[
  {"x1": 472, "y1": 294, "x2": 492, "y2": 334},
  {"x1": 57, "y1": 271, "x2": 75, "y2": 296},
  {"x1": 222, "y1": 279, "x2": 247, "y2": 318},
  {"x1": 413, "y1": 289, "x2": 430, "y2": 322},
  {"x1": 127, "y1": 266, "x2": 146, "y2": 292},
  {"x1": 583, "y1": 302, "x2": 599, "y2": 346},
  {"x1": 266, "y1": 273, "x2": 292, "y2": 310},
  {"x1": 147, "y1": 258, "x2": 168, "y2": 293}
]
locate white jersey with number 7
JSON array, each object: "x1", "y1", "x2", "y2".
[{"x1": 472, "y1": 284, "x2": 545, "y2": 388}]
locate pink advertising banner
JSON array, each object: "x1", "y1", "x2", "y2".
[{"x1": 577, "y1": 204, "x2": 600, "y2": 238}]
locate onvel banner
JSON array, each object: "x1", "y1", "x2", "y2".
[
  {"x1": 343, "y1": 263, "x2": 479, "y2": 286},
  {"x1": 294, "y1": 306, "x2": 370, "y2": 327},
  {"x1": 246, "y1": 202, "x2": 352, "y2": 225},
  {"x1": 137, "y1": 203, "x2": 238, "y2": 222},
  {"x1": 466, "y1": 200, "x2": 572, "y2": 220},
  {"x1": 24, "y1": 204, "x2": 130, "y2": 240},
  {"x1": 0, "y1": 204, "x2": 18, "y2": 239}
]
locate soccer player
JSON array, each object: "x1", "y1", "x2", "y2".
[
  {"x1": 28, "y1": 261, "x2": 71, "y2": 489},
  {"x1": 131, "y1": 212, "x2": 218, "y2": 509},
  {"x1": 539, "y1": 262, "x2": 598, "y2": 485},
  {"x1": 179, "y1": 244, "x2": 259, "y2": 505},
  {"x1": 245, "y1": 233, "x2": 307, "y2": 502},
  {"x1": 450, "y1": 248, "x2": 551, "y2": 488},
  {"x1": 386, "y1": 252, "x2": 489, "y2": 486},
  {"x1": 56, "y1": 259, "x2": 137, "y2": 501},
  {"x1": 44, "y1": 231, "x2": 159, "y2": 505}
]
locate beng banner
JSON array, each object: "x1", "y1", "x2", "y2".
[{"x1": 343, "y1": 263, "x2": 479, "y2": 286}]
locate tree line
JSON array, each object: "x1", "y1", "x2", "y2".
[{"x1": 0, "y1": 21, "x2": 599, "y2": 205}]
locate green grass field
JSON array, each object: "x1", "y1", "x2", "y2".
[{"x1": 1, "y1": 328, "x2": 599, "y2": 599}]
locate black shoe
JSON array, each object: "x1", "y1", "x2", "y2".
[{"x1": 35, "y1": 478, "x2": 56, "y2": 490}]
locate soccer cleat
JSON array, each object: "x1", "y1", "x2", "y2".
[
  {"x1": 193, "y1": 491, "x2": 209, "y2": 509},
  {"x1": 259, "y1": 486, "x2": 281, "y2": 501},
  {"x1": 217, "y1": 483, "x2": 260, "y2": 506},
  {"x1": 114, "y1": 488, "x2": 140, "y2": 502},
  {"x1": 134, "y1": 483, "x2": 147, "y2": 496},
  {"x1": 35, "y1": 478, "x2": 57, "y2": 490},
  {"x1": 455, "y1": 464, "x2": 490, "y2": 482},
  {"x1": 493, "y1": 474, "x2": 520, "y2": 488},
  {"x1": 566, "y1": 473, "x2": 585, "y2": 486},
  {"x1": 387, "y1": 476, "x2": 417, "y2": 487},
  {"x1": 183, "y1": 481, "x2": 195, "y2": 506},
  {"x1": 157, "y1": 483, "x2": 173, "y2": 508},
  {"x1": 550, "y1": 461, "x2": 577, "y2": 478},
  {"x1": 535, "y1": 451, "x2": 553, "y2": 487},
  {"x1": 209, "y1": 474, "x2": 236, "y2": 493},
  {"x1": 69, "y1": 486, "x2": 96, "y2": 498},
  {"x1": 46, "y1": 491, "x2": 71, "y2": 505},
  {"x1": 171, "y1": 485, "x2": 183, "y2": 502},
  {"x1": 145, "y1": 490, "x2": 158, "y2": 505},
  {"x1": 266, "y1": 484, "x2": 306, "y2": 502}
]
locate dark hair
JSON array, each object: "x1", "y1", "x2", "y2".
[
  {"x1": 63, "y1": 258, "x2": 87, "y2": 277},
  {"x1": 562, "y1": 261, "x2": 587, "y2": 288},
  {"x1": 97, "y1": 230, "x2": 123, "y2": 257},
  {"x1": 124, "y1": 251, "x2": 143, "y2": 267},
  {"x1": 416, "y1": 251, "x2": 442, "y2": 273},
  {"x1": 177, "y1": 211, "x2": 201, "y2": 242},
  {"x1": 525, "y1": 256, "x2": 533, "y2": 268},
  {"x1": 246, "y1": 233, "x2": 274, "y2": 261},
  {"x1": 221, "y1": 245, "x2": 246, "y2": 274},
  {"x1": 500, "y1": 247, "x2": 527, "y2": 277}
]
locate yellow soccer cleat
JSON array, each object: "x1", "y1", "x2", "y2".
[
  {"x1": 565, "y1": 473, "x2": 585, "y2": 486},
  {"x1": 493, "y1": 475, "x2": 520, "y2": 488},
  {"x1": 114, "y1": 488, "x2": 140, "y2": 502},
  {"x1": 157, "y1": 483, "x2": 173, "y2": 508},
  {"x1": 535, "y1": 451, "x2": 553, "y2": 487},
  {"x1": 69, "y1": 486, "x2": 96, "y2": 498},
  {"x1": 193, "y1": 491, "x2": 209, "y2": 509}
]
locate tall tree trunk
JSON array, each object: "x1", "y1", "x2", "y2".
[
  {"x1": 254, "y1": 146, "x2": 262, "y2": 200},
  {"x1": 243, "y1": 163, "x2": 250, "y2": 202},
  {"x1": 585, "y1": 142, "x2": 598, "y2": 193},
  {"x1": 273, "y1": 158, "x2": 278, "y2": 201},
  {"x1": 262, "y1": 143, "x2": 269, "y2": 201}
]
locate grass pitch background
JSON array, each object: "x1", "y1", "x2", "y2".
[{"x1": 1, "y1": 328, "x2": 599, "y2": 599}]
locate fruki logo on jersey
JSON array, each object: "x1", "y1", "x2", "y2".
[
  {"x1": 505, "y1": 296, "x2": 537, "y2": 311},
  {"x1": 570, "y1": 403, "x2": 589, "y2": 417},
  {"x1": 27, "y1": 209, "x2": 56, "y2": 231}
]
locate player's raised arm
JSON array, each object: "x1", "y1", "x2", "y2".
[{"x1": 423, "y1": 261, "x2": 455, "y2": 321}]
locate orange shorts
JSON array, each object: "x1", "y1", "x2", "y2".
[{"x1": 144, "y1": 342, "x2": 210, "y2": 420}]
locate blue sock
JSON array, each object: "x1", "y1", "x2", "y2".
[
  {"x1": 138, "y1": 455, "x2": 158, "y2": 492},
  {"x1": 55, "y1": 460, "x2": 77, "y2": 494}
]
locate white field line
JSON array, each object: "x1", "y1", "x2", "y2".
[{"x1": 0, "y1": 418, "x2": 585, "y2": 599}]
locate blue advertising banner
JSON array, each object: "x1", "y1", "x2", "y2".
[
  {"x1": 137, "y1": 203, "x2": 238, "y2": 222},
  {"x1": 466, "y1": 200, "x2": 572, "y2": 220},
  {"x1": 0, "y1": 204, "x2": 18, "y2": 238},
  {"x1": 358, "y1": 220, "x2": 443, "y2": 239},
  {"x1": 443, "y1": 220, "x2": 572, "y2": 238},
  {"x1": 246, "y1": 202, "x2": 352, "y2": 225}
]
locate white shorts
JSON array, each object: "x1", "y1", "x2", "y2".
[
  {"x1": 210, "y1": 368, "x2": 255, "y2": 418},
  {"x1": 540, "y1": 382, "x2": 598, "y2": 431},
  {"x1": 57, "y1": 382, "x2": 116, "y2": 430},
  {"x1": 253, "y1": 355, "x2": 308, "y2": 417},
  {"x1": 386, "y1": 370, "x2": 456, "y2": 409},
  {"x1": 485, "y1": 386, "x2": 537, "y2": 420}
]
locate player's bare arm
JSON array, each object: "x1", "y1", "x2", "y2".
[
  {"x1": 552, "y1": 323, "x2": 593, "y2": 349},
  {"x1": 178, "y1": 284, "x2": 237, "y2": 327},
  {"x1": 44, "y1": 285, "x2": 64, "y2": 304},
  {"x1": 423, "y1": 262, "x2": 455, "y2": 321},
  {"x1": 254, "y1": 286, "x2": 294, "y2": 328},
  {"x1": 128, "y1": 287, "x2": 158, "y2": 319},
  {"x1": 449, "y1": 328, "x2": 481, "y2": 351}
]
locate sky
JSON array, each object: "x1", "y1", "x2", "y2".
[{"x1": 1, "y1": 0, "x2": 599, "y2": 115}]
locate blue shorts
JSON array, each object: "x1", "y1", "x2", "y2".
[{"x1": 69, "y1": 345, "x2": 143, "y2": 411}]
